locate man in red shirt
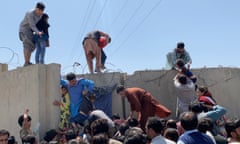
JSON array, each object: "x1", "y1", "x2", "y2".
[
  {"x1": 99, "y1": 35, "x2": 111, "y2": 70},
  {"x1": 116, "y1": 85, "x2": 171, "y2": 130}
]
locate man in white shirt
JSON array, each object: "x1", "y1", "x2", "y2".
[{"x1": 174, "y1": 74, "x2": 196, "y2": 118}]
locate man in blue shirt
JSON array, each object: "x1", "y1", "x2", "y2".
[
  {"x1": 66, "y1": 73, "x2": 94, "y2": 124},
  {"x1": 177, "y1": 111, "x2": 215, "y2": 144}
]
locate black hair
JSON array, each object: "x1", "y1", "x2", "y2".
[
  {"x1": 65, "y1": 130, "x2": 77, "y2": 141},
  {"x1": 180, "y1": 112, "x2": 198, "y2": 131},
  {"x1": 177, "y1": 42, "x2": 185, "y2": 49},
  {"x1": 116, "y1": 85, "x2": 125, "y2": 94},
  {"x1": 36, "y1": 2, "x2": 45, "y2": 11},
  {"x1": 176, "y1": 59, "x2": 185, "y2": 68},
  {"x1": 198, "y1": 118, "x2": 214, "y2": 133},
  {"x1": 61, "y1": 85, "x2": 68, "y2": 91},
  {"x1": 178, "y1": 74, "x2": 187, "y2": 85},
  {"x1": 8, "y1": 136, "x2": 16, "y2": 144},
  {"x1": 22, "y1": 135, "x2": 36, "y2": 144},
  {"x1": 163, "y1": 128, "x2": 179, "y2": 143},
  {"x1": 127, "y1": 118, "x2": 139, "y2": 127},
  {"x1": 225, "y1": 119, "x2": 240, "y2": 138},
  {"x1": 108, "y1": 37, "x2": 111, "y2": 43},
  {"x1": 66, "y1": 73, "x2": 76, "y2": 81},
  {"x1": 166, "y1": 119, "x2": 177, "y2": 129},
  {"x1": 44, "y1": 129, "x2": 57, "y2": 142},
  {"x1": 124, "y1": 127, "x2": 143, "y2": 137},
  {"x1": 18, "y1": 114, "x2": 32, "y2": 127},
  {"x1": 146, "y1": 117, "x2": 164, "y2": 134},
  {"x1": 189, "y1": 102, "x2": 209, "y2": 113},
  {"x1": 92, "y1": 133, "x2": 109, "y2": 144},
  {"x1": 118, "y1": 123, "x2": 129, "y2": 135},
  {"x1": 0, "y1": 129, "x2": 9, "y2": 137},
  {"x1": 91, "y1": 119, "x2": 109, "y2": 136},
  {"x1": 124, "y1": 133, "x2": 147, "y2": 144}
]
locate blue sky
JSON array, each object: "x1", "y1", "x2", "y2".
[{"x1": 0, "y1": 0, "x2": 239, "y2": 74}]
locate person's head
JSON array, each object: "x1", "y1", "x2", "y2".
[
  {"x1": 197, "y1": 86, "x2": 208, "y2": 96},
  {"x1": 7, "y1": 136, "x2": 16, "y2": 144},
  {"x1": 35, "y1": 2, "x2": 45, "y2": 16},
  {"x1": 188, "y1": 102, "x2": 204, "y2": 113},
  {"x1": 176, "y1": 59, "x2": 185, "y2": 69},
  {"x1": 44, "y1": 129, "x2": 57, "y2": 142},
  {"x1": 66, "y1": 73, "x2": 77, "y2": 86},
  {"x1": 127, "y1": 118, "x2": 139, "y2": 127},
  {"x1": 92, "y1": 134, "x2": 109, "y2": 144},
  {"x1": 118, "y1": 123, "x2": 129, "y2": 135},
  {"x1": 177, "y1": 74, "x2": 188, "y2": 85},
  {"x1": 180, "y1": 112, "x2": 198, "y2": 131},
  {"x1": 116, "y1": 85, "x2": 126, "y2": 98},
  {"x1": 124, "y1": 127, "x2": 143, "y2": 138},
  {"x1": 176, "y1": 42, "x2": 185, "y2": 53},
  {"x1": 124, "y1": 133, "x2": 147, "y2": 144},
  {"x1": 225, "y1": 119, "x2": 240, "y2": 140},
  {"x1": 146, "y1": 117, "x2": 164, "y2": 139},
  {"x1": 41, "y1": 13, "x2": 49, "y2": 22},
  {"x1": 22, "y1": 135, "x2": 36, "y2": 144},
  {"x1": 61, "y1": 85, "x2": 68, "y2": 95},
  {"x1": 198, "y1": 118, "x2": 214, "y2": 133},
  {"x1": 91, "y1": 119, "x2": 109, "y2": 136},
  {"x1": 0, "y1": 129, "x2": 9, "y2": 144},
  {"x1": 65, "y1": 130, "x2": 77, "y2": 142},
  {"x1": 166, "y1": 119, "x2": 177, "y2": 129},
  {"x1": 163, "y1": 128, "x2": 179, "y2": 143},
  {"x1": 18, "y1": 114, "x2": 32, "y2": 128}
]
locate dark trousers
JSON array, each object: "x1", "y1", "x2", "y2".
[{"x1": 101, "y1": 49, "x2": 107, "y2": 66}]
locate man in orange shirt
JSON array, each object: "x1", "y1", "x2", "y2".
[{"x1": 116, "y1": 85, "x2": 171, "y2": 130}]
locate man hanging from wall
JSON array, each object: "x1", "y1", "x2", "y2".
[{"x1": 82, "y1": 30, "x2": 111, "y2": 74}]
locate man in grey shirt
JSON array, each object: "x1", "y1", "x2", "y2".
[
  {"x1": 19, "y1": 2, "x2": 45, "y2": 66},
  {"x1": 166, "y1": 42, "x2": 192, "y2": 70}
]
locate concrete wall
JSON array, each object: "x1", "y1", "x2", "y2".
[
  {"x1": 116, "y1": 68, "x2": 240, "y2": 119},
  {"x1": 1, "y1": 64, "x2": 240, "y2": 142},
  {"x1": 0, "y1": 64, "x2": 60, "y2": 142}
]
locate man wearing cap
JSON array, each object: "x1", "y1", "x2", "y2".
[
  {"x1": 166, "y1": 42, "x2": 192, "y2": 70},
  {"x1": 19, "y1": 2, "x2": 45, "y2": 66},
  {"x1": 225, "y1": 119, "x2": 240, "y2": 143}
]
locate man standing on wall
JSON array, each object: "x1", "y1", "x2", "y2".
[
  {"x1": 82, "y1": 30, "x2": 111, "y2": 74},
  {"x1": 166, "y1": 42, "x2": 192, "y2": 70},
  {"x1": 116, "y1": 85, "x2": 171, "y2": 131},
  {"x1": 19, "y1": 2, "x2": 45, "y2": 66}
]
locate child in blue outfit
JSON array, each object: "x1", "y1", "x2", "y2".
[{"x1": 34, "y1": 13, "x2": 50, "y2": 64}]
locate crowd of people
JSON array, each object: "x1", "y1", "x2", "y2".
[
  {"x1": 0, "y1": 1, "x2": 236, "y2": 144},
  {"x1": 1, "y1": 68, "x2": 240, "y2": 144}
]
